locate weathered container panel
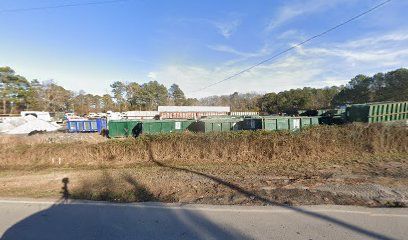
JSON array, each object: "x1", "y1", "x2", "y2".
[
  {"x1": 346, "y1": 101, "x2": 408, "y2": 123},
  {"x1": 242, "y1": 116, "x2": 319, "y2": 131},
  {"x1": 108, "y1": 120, "x2": 133, "y2": 138},
  {"x1": 189, "y1": 118, "x2": 242, "y2": 133},
  {"x1": 108, "y1": 119, "x2": 194, "y2": 138}
]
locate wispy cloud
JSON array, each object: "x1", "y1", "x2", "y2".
[
  {"x1": 177, "y1": 14, "x2": 242, "y2": 39},
  {"x1": 147, "y1": 72, "x2": 157, "y2": 80},
  {"x1": 208, "y1": 44, "x2": 271, "y2": 58},
  {"x1": 213, "y1": 19, "x2": 241, "y2": 38},
  {"x1": 302, "y1": 30, "x2": 408, "y2": 66},
  {"x1": 304, "y1": 47, "x2": 408, "y2": 65},
  {"x1": 150, "y1": 30, "x2": 408, "y2": 98},
  {"x1": 150, "y1": 55, "x2": 324, "y2": 98},
  {"x1": 277, "y1": 29, "x2": 301, "y2": 39},
  {"x1": 265, "y1": 0, "x2": 346, "y2": 32},
  {"x1": 208, "y1": 44, "x2": 273, "y2": 67},
  {"x1": 342, "y1": 32, "x2": 408, "y2": 48}
]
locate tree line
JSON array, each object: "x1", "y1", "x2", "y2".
[{"x1": 1, "y1": 66, "x2": 407, "y2": 115}]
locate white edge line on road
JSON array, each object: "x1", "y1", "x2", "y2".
[{"x1": 0, "y1": 199, "x2": 407, "y2": 217}]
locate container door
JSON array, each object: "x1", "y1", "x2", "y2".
[
  {"x1": 83, "y1": 122, "x2": 90, "y2": 131},
  {"x1": 214, "y1": 123, "x2": 222, "y2": 132},
  {"x1": 293, "y1": 119, "x2": 300, "y2": 130},
  {"x1": 221, "y1": 122, "x2": 230, "y2": 132},
  {"x1": 120, "y1": 122, "x2": 129, "y2": 137},
  {"x1": 264, "y1": 119, "x2": 276, "y2": 131},
  {"x1": 300, "y1": 118, "x2": 308, "y2": 128},
  {"x1": 69, "y1": 122, "x2": 77, "y2": 132},
  {"x1": 78, "y1": 122, "x2": 84, "y2": 132},
  {"x1": 90, "y1": 121, "x2": 97, "y2": 131},
  {"x1": 108, "y1": 122, "x2": 116, "y2": 137},
  {"x1": 277, "y1": 119, "x2": 288, "y2": 130},
  {"x1": 160, "y1": 122, "x2": 173, "y2": 133},
  {"x1": 250, "y1": 119, "x2": 256, "y2": 130}
]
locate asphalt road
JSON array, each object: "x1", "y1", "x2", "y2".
[{"x1": 0, "y1": 199, "x2": 407, "y2": 240}]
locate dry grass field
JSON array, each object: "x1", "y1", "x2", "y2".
[{"x1": 0, "y1": 124, "x2": 407, "y2": 206}]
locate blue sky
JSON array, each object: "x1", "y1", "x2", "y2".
[{"x1": 1, "y1": 0, "x2": 407, "y2": 98}]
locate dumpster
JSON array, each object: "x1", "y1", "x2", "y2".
[
  {"x1": 108, "y1": 120, "x2": 137, "y2": 138},
  {"x1": 67, "y1": 118, "x2": 107, "y2": 133},
  {"x1": 108, "y1": 119, "x2": 194, "y2": 138},
  {"x1": 140, "y1": 120, "x2": 194, "y2": 135},
  {"x1": 188, "y1": 118, "x2": 243, "y2": 133},
  {"x1": 242, "y1": 116, "x2": 319, "y2": 131},
  {"x1": 300, "y1": 117, "x2": 319, "y2": 127},
  {"x1": 96, "y1": 118, "x2": 108, "y2": 133},
  {"x1": 346, "y1": 101, "x2": 408, "y2": 123}
]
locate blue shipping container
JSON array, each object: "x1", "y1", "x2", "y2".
[
  {"x1": 67, "y1": 118, "x2": 107, "y2": 133},
  {"x1": 97, "y1": 118, "x2": 107, "y2": 133}
]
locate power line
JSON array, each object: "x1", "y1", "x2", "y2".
[
  {"x1": 194, "y1": 0, "x2": 392, "y2": 93},
  {"x1": 0, "y1": 0, "x2": 131, "y2": 13}
]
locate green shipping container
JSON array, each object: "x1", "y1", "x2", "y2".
[
  {"x1": 300, "y1": 117, "x2": 320, "y2": 128},
  {"x1": 346, "y1": 101, "x2": 408, "y2": 123},
  {"x1": 242, "y1": 116, "x2": 319, "y2": 131},
  {"x1": 108, "y1": 120, "x2": 137, "y2": 138},
  {"x1": 188, "y1": 118, "x2": 242, "y2": 132},
  {"x1": 141, "y1": 120, "x2": 194, "y2": 134},
  {"x1": 108, "y1": 119, "x2": 194, "y2": 138}
]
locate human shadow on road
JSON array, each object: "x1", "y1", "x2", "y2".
[
  {"x1": 1, "y1": 175, "x2": 247, "y2": 240},
  {"x1": 61, "y1": 177, "x2": 70, "y2": 202},
  {"x1": 146, "y1": 143, "x2": 396, "y2": 240}
]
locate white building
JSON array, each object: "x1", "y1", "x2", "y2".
[{"x1": 158, "y1": 106, "x2": 230, "y2": 119}]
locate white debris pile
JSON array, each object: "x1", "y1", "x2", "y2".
[
  {"x1": 0, "y1": 115, "x2": 61, "y2": 135},
  {"x1": 0, "y1": 122, "x2": 14, "y2": 133}
]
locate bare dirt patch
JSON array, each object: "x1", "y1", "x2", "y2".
[{"x1": 1, "y1": 157, "x2": 407, "y2": 207}]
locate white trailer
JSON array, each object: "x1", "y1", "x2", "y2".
[{"x1": 123, "y1": 111, "x2": 159, "y2": 120}]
